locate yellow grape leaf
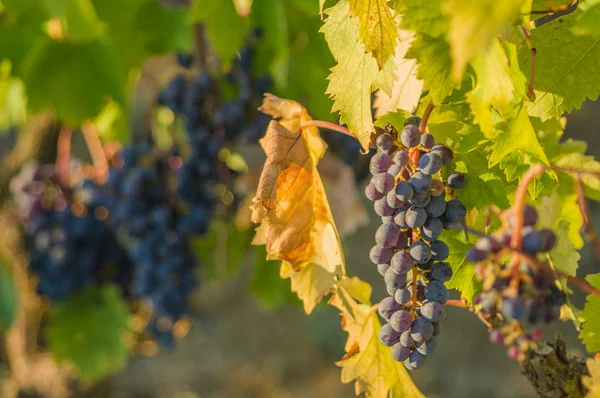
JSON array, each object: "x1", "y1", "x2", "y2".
[
  {"x1": 251, "y1": 95, "x2": 344, "y2": 274},
  {"x1": 374, "y1": 30, "x2": 424, "y2": 117},
  {"x1": 443, "y1": 0, "x2": 525, "y2": 79},
  {"x1": 349, "y1": 0, "x2": 399, "y2": 69},
  {"x1": 330, "y1": 283, "x2": 424, "y2": 398},
  {"x1": 280, "y1": 261, "x2": 342, "y2": 314},
  {"x1": 584, "y1": 355, "x2": 600, "y2": 398}
]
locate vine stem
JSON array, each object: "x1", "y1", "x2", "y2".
[
  {"x1": 520, "y1": 26, "x2": 537, "y2": 101},
  {"x1": 445, "y1": 299, "x2": 468, "y2": 308},
  {"x1": 529, "y1": 0, "x2": 577, "y2": 14},
  {"x1": 81, "y1": 123, "x2": 109, "y2": 184},
  {"x1": 55, "y1": 126, "x2": 73, "y2": 185},
  {"x1": 300, "y1": 120, "x2": 356, "y2": 139},
  {"x1": 418, "y1": 102, "x2": 435, "y2": 134}
]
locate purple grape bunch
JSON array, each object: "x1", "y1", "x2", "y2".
[{"x1": 367, "y1": 117, "x2": 467, "y2": 370}]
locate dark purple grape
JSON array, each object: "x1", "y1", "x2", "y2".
[
  {"x1": 509, "y1": 205, "x2": 538, "y2": 227},
  {"x1": 444, "y1": 199, "x2": 466, "y2": 222},
  {"x1": 379, "y1": 323, "x2": 400, "y2": 346},
  {"x1": 400, "y1": 125, "x2": 421, "y2": 148},
  {"x1": 522, "y1": 227, "x2": 543, "y2": 254},
  {"x1": 425, "y1": 195, "x2": 446, "y2": 217},
  {"x1": 420, "y1": 301, "x2": 444, "y2": 322},
  {"x1": 387, "y1": 284, "x2": 397, "y2": 296},
  {"x1": 365, "y1": 183, "x2": 385, "y2": 201},
  {"x1": 395, "y1": 181, "x2": 414, "y2": 201},
  {"x1": 406, "y1": 350, "x2": 426, "y2": 369},
  {"x1": 420, "y1": 133, "x2": 435, "y2": 149},
  {"x1": 395, "y1": 231, "x2": 409, "y2": 250},
  {"x1": 390, "y1": 251, "x2": 414, "y2": 274},
  {"x1": 404, "y1": 116, "x2": 421, "y2": 127},
  {"x1": 475, "y1": 236, "x2": 502, "y2": 253},
  {"x1": 405, "y1": 206, "x2": 428, "y2": 228},
  {"x1": 430, "y1": 144, "x2": 453, "y2": 165},
  {"x1": 370, "y1": 153, "x2": 392, "y2": 175},
  {"x1": 387, "y1": 190, "x2": 405, "y2": 208},
  {"x1": 374, "y1": 198, "x2": 395, "y2": 217},
  {"x1": 425, "y1": 280, "x2": 448, "y2": 304},
  {"x1": 393, "y1": 206, "x2": 410, "y2": 229},
  {"x1": 410, "y1": 317, "x2": 433, "y2": 342},
  {"x1": 385, "y1": 267, "x2": 408, "y2": 289},
  {"x1": 376, "y1": 133, "x2": 395, "y2": 151},
  {"x1": 539, "y1": 229, "x2": 557, "y2": 252},
  {"x1": 410, "y1": 241, "x2": 432, "y2": 263},
  {"x1": 377, "y1": 263, "x2": 390, "y2": 276},
  {"x1": 400, "y1": 330, "x2": 416, "y2": 347},
  {"x1": 501, "y1": 297, "x2": 526, "y2": 320},
  {"x1": 378, "y1": 296, "x2": 402, "y2": 319},
  {"x1": 408, "y1": 190, "x2": 431, "y2": 207},
  {"x1": 447, "y1": 172, "x2": 466, "y2": 189},
  {"x1": 393, "y1": 150, "x2": 410, "y2": 166},
  {"x1": 410, "y1": 171, "x2": 433, "y2": 193},
  {"x1": 389, "y1": 309, "x2": 412, "y2": 332},
  {"x1": 420, "y1": 217, "x2": 443, "y2": 241},
  {"x1": 418, "y1": 260, "x2": 434, "y2": 270},
  {"x1": 375, "y1": 222, "x2": 401, "y2": 248},
  {"x1": 370, "y1": 245, "x2": 393, "y2": 264},
  {"x1": 418, "y1": 153, "x2": 442, "y2": 175},
  {"x1": 431, "y1": 262, "x2": 452, "y2": 282},
  {"x1": 416, "y1": 337, "x2": 437, "y2": 355},
  {"x1": 395, "y1": 288, "x2": 412, "y2": 305},
  {"x1": 430, "y1": 240, "x2": 449, "y2": 261},
  {"x1": 373, "y1": 172, "x2": 395, "y2": 194},
  {"x1": 465, "y1": 247, "x2": 488, "y2": 262},
  {"x1": 388, "y1": 164, "x2": 402, "y2": 177},
  {"x1": 392, "y1": 342, "x2": 411, "y2": 362}
]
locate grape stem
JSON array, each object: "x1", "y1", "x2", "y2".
[
  {"x1": 411, "y1": 229, "x2": 418, "y2": 313},
  {"x1": 445, "y1": 299, "x2": 468, "y2": 308},
  {"x1": 418, "y1": 102, "x2": 435, "y2": 134},
  {"x1": 81, "y1": 123, "x2": 109, "y2": 184},
  {"x1": 519, "y1": 26, "x2": 537, "y2": 102},
  {"x1": 56, "y1": 125, "x2": 73, "y2": 185},
  {"x1": 300, "y1": 120, "x2": 356, "y2": 139}
]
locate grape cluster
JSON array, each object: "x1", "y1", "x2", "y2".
[
  {"x1": 466, "y1": 205, "x2": 563, "y2": 325},
  {"x1": 10, "y1": 162, "x2": 131, "y2": 300},
  {"x1": 489, "y1": 322, "x2": 544, "y2": 362},
  {"x1": 367, "y1": 118, "x2": 467, "y2": 370}
]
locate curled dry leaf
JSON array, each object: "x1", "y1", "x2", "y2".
[{"x1": 251, "y1": 95, "x2": 344, "y2": 275}]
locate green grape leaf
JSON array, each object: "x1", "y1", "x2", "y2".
[
  {"x1": 405, "y1": 34, "x2": 457, "y2": 104},
  {"x1": 280, "y1": 261, "x2": 341, "y2": 314},
  {"x1": 21, "y1": 40, "x2": 124, "y2": 124},
  {"x1": 0, "y1": 64, "x2": 27, "y2": 130},
  {"x1": 191, "y1": 0, "x2": 248, "y2": 62},
  {"x1": 519, "y1": 11, "x2": 600, "y2": 120},
  {"x1": 42, "y1": 0, "x2": 105, "y2": 41},
  {"x1": 572, "y1": 0, "x2": 600, "y2": 36},
  {"x1": 451, "y1": 145, "x2": 511, "y2": 211},
  {"x1": 488, "y1": 106, "x2": 554, "y2": 181},
  {"x1": 0, "y1": 257, "x2": 18, "y2": 332},
  {"x1": 467, "y1": 40, "x2": 526, "y2": 136},
  {"x1": 349, "y1": 0, "x2": 398, "y2": 68},
  {"x1": 443, "y1": 0, "x2": 525, "y2": 79},
  {"x1": 47, "y1": 286, "x2": 129, "y2": 382},
  {"x1": 552, "y1": 152, "x2": 600, "y2": 202},
  {"x1": 579, "y1": 273, "x2": 600, "y2": 353},
  {"x1": 444, "y1": 231, "x2": 480, "y2": 302},
  {"x1": 249, "y1": 245, "x2": 299, "y2": 310},
  {"x1": 322, "y1": 0, "x2": 382, "y2": 150},
  {"x1": 396, "y1": 0, "x2": 448, "y2": 38}
]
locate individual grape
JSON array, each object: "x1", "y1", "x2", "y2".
[
  {"x1": 507, "y1": 346, "x2": 521, "y2": 360},
  {"x1": 447, "y1": 172, "x2": 467, "y2": 189},
  {"x1": 395, "y1": 231, "x2": 409, "y2": 250},
  {"x1": 389, "y1": 309, "x2": 413, "y2": 332},
  {"x1": 443, "y1": 199, "x2": 466, "y2": 222},
  {"x1": 375, "y1": 222, "x2": 401, "y2": 249},
  {"x1": 370, "y1": 153, "x2": 392, "y2": 175},
  {"x1": 489, "y1": 329, "x2": 505, "y2": 344},
  {"x1": 404, "y1": 116, "x2": 422, "y2": 127},
  {"x1": 430, "y1": 179, "x2": 445, "y2": 197},
  {"x1": 373, "y1": 172, "x2": 395, "y2": 194},
  {"x1": 365, "y1": 183, "x2": 385, "y2": 201},
  {"x1": 381, "y1": 216, "x2": 394, "y2": 224},
  {"x1": 531, "y1": 328, "x2": 544, "y2": 341},
  {"x1": 509, "y1": 205, "x2": 538, "y2": 227},
  {"x1": 177, "y1": 52, "x2": 194, "y2": 68},
  {"x1": 420, "y1": 217, "x2": 443, "y2": 241},
  {"x1": 387, "y1": 284, "x2": 397, "y2": 297},
  {"x1": 431, "y1": 262, "x2": 452, "y2": 282},
  {"x1": 425, "y1": 280, "x2": 449, "y2": 304},
  {"x1": 378, "y1": 296, "x2": 402, "y2": 319},
  {"x1": 430, "y1": 144, "x2": 454, "y2": 165},
  {"x1": 417, "y1": 337, "x2": 438, "y2": 355},
  {"x1": 388, "y1": 164, "x2": 402, "y2": 178},
  {"x1": 387, "y1": 190, "x2": 405, "y2": 208},
  {"x1": 410, "y1": 171, "x2": 433, "y2": 193},
  {"x1": 420, "y1": 133, "x2": 435, "y2": 149},
  {"x1": 410, "y1": 317, "x2": 434, "y2": 342},
  {"x1": 441, "y1": 217, "x2": 462, "y2": 230},
  {"x1": 400, "y1": 330, "x2": 416, "y2": 347},
  {"x1": 410, "y1": 241, "x2": 431, "y2": 264},
  {"x1": 395, "y1": 181, "x2": 414, "y2": 201},
  {"x1": 369, "y1": 245, "x2": 393, "y2": 264},
  {"x1": 395, "y1": 288, "x2": 412, "y2": 305},
  {"x1": 390, "y1": 251, "x2": 414, "y2": 275},
  {"x1": 475, "y1": 236, "x2": 502, "y2": 253},
  {"x1": 376, "y1": 133, "x2": 395, "y2": 151},
  {"x1": 393, "y1": 206, "x2": 410, "y2": 229},
  {"x1": 400, "y1": 125, "x2": 421, "y2": 148},
  {"x1": 406, "y1": 350, "x2": 427, "y2": 369},
  {"x1": 392, "y1": 342, "x2": 412, "y2": 362},
  {"x1": 432, "y1": 322, "x2": 442, "y2": 337},
  {"x1": 465, "y1": 247, "x2": 489, "y2": 262},
  {"x1": 418, "y1": 153, "x2": 443, "y2": 175},
  {"x1": 425, "y1": 195, "x2": 446, "y2": 217},
  {"x1": 374, "y1": 197, "x2": 395, "y2": 217},
  {"x1": 377, "y1": 263, "x2": 390, "y2": 276},
  {"x1": 539, "y1": 229, "x2": 557, "y2": 252},
  {"x1": 501, "y1": 297, "x2": 526, "y2": 320},
  {"x1": 385, "y1": 267, "x2": 408, "y2": 289},
  {"x1": 393, "y1": 150, "x2": 410, "y2": 166},
  {"x1": 409, "y1": 190, "x2": 431, "y2": 207},
  {"x1": 379, "y1": 323, "x2": 400, "y2": 346},
  {"x1": 421, "y1": 301, "x2": 444, "y2": 322},
  {"x1": 405, "y1": 206, "x2": 428, "y2": 228},
  {"x1": 417, "y1": 259, "x2": 434, "y2": 270},
  {"x1": 522, "y1": 227, "x2": 543, "y2": 254}
]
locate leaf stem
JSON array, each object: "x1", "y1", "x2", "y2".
[
  {"x1": 81, "y1": 123, "x2": 109, "y2": 184},
  {"x1": 300, "y1": 120, "x2": 356, "y2": 139},
  {"x1": 55, "y1": 125, "x2": 73, "y2": 186},
  {"x1": 418, "y1": 102, "x2": 435, "y2": 134},
  {"x1": 519, "y1": 26, "x2": 537, "y2": 101}
]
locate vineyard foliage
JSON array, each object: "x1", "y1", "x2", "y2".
[{"x1": 2, "y1": 0, "x2": 600, "y2": 397}]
